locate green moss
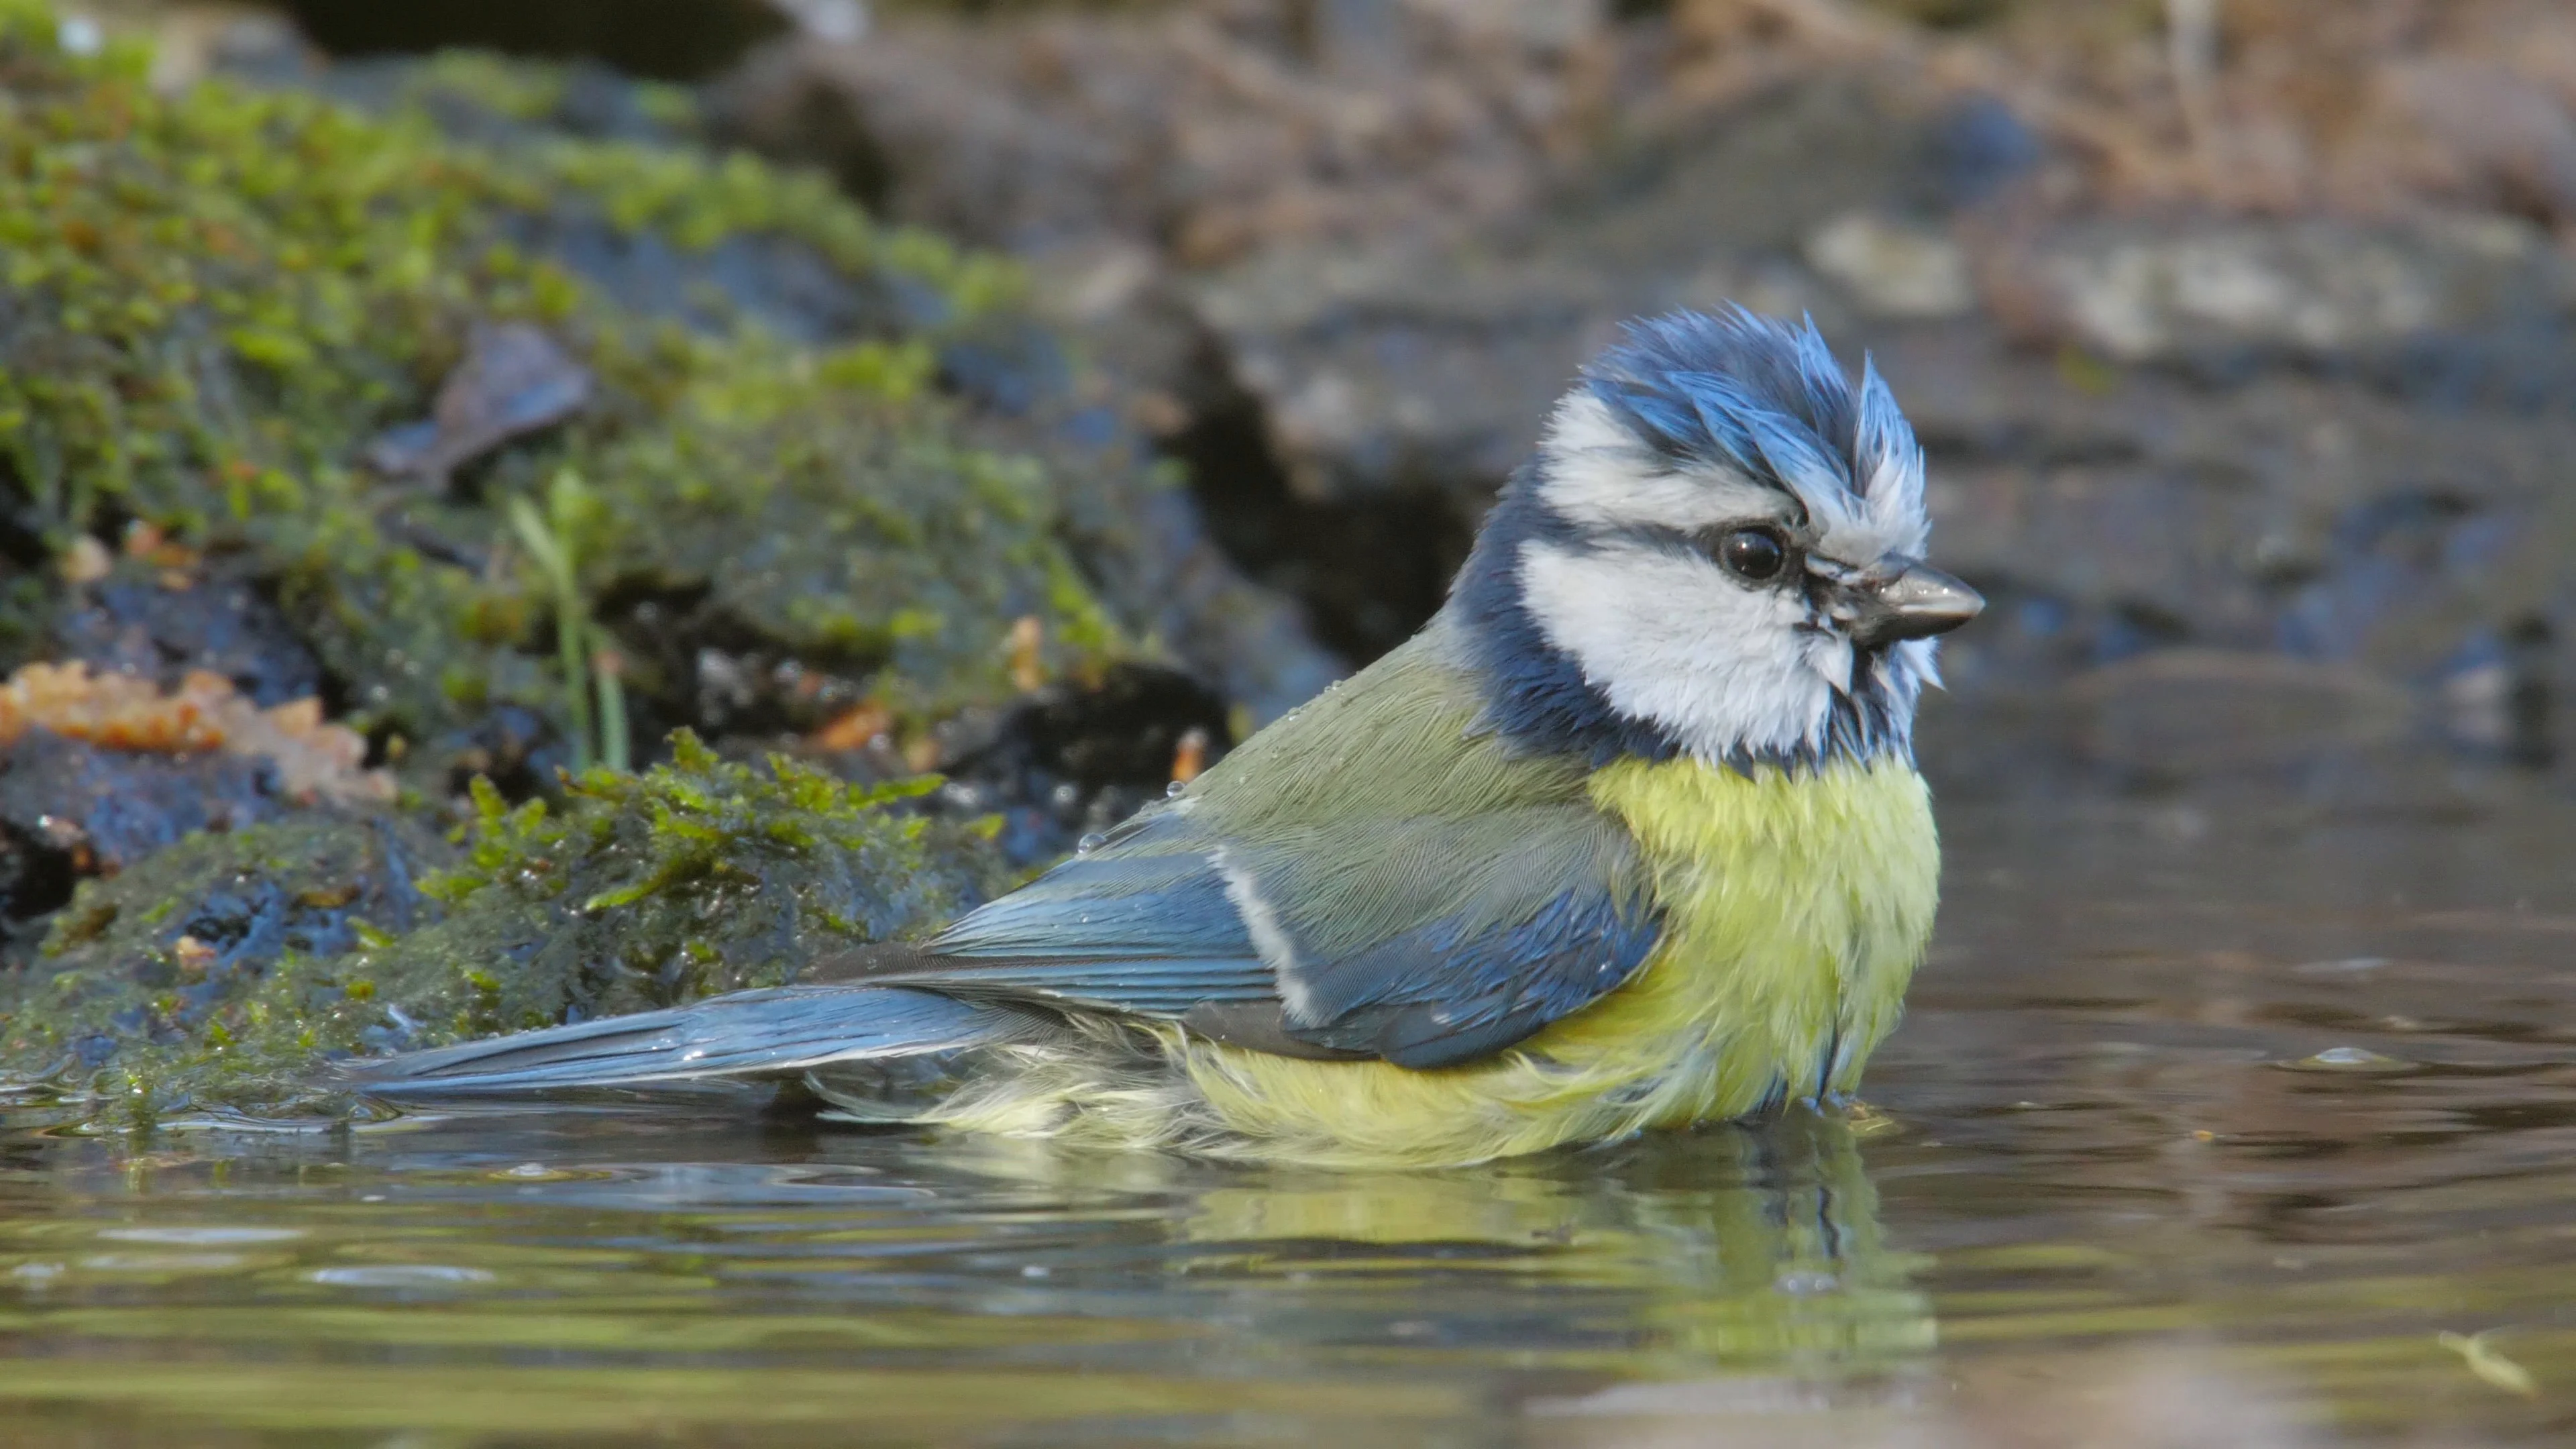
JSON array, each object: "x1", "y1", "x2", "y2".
[
  {"x1": 0, "y1": 733, "x2": 1006, "y2": 1126},
  {"x1": 564, "y1": 337, "x2": 1099, "y2": 714},
  {"x1": 370, "y1": 731, "x2": 1004, "y2": 1039},
  {"x1": 394, "y1": 50, "x2": 575, "y2": 123},
  {"x1": 0, "y1": 1, "x2": 1133, "y2": 766}
]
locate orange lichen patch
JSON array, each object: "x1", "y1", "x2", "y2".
[
  {"x1": 0, "y1": 663, "x2": 394, "y2": 806},
  {"x1": 903, "y1": 734, "x2": 943, "y2": 773},
  {"x1": 0, "y1": 662, "x2": 227, "y2": 753},
  {"x1": 1007, "y1": 614, "x2": 1045, "y2": 694},
  {"x1": 1169, "y1": 725, "x2": 1211, "y2": 785},
  {"x1": 172, "y1": 934, "x2": 217, "y2": 975},
  {"x1": 811, "y1": 699, "x2": 894, "y2": 753},
  {"x1": 121, "y1": 520, "x2": 203, "y2": 574},
  {"x1": 59, "y1": 537, "x2": 112, "y2": 586}
]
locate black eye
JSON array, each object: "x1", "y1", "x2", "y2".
[{"x1": 1717, "y1": 527, "x2": 1789, "y2": 582}]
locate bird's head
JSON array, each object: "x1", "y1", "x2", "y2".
[{"x1": 1453, "y1": 307, "x2": 1982, "y2": 771}]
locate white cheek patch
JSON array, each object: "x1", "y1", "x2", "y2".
[
  {"x1": 1518, "y1": 538, "x2": 1839, "y2": 761},
  {"x1": 1537, "y1": 394, "x2": 1786, "y2": 534}
]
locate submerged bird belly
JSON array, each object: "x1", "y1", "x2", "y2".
[{"x1": 1101, "y1": 755, "x2": 1939, "y2": 1167}]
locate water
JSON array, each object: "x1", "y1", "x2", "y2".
[{"x1": 2, "y1": 723, "x2": 2571, "y2": 1446}]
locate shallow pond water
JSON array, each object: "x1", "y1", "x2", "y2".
[{"x1": 2, "y1": 718, "x2": 2571, "y2": 1446}]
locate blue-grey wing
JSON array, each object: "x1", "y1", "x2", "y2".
[
  {"x1": 1243, "y1": 809, "x2": 1662, "y2": 1067},
  {"x1": 877, "y1": 796, "x2": 1662, "y2": 1070},
  {"x1": 908, "y1": 808, "x2": 1279, "y2": 1015}
]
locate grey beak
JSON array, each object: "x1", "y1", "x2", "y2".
[{"x1": 1840, "y1": 561, "x2": 1984, "y2": 649}]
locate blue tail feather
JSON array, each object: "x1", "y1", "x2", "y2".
[{"x1": 349, "y1": 985, "x2": 1027, "y2": 1095}]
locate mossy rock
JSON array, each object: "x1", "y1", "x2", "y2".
[
  {"x1": 0, "y1": 731, "x2": 1007, "y2": 1125},
  {"x1": 367, "y1": 732, "x2": 1008, "y2": 1044},
  {"x1": 0, "y1": 809, "x2": 446, "y2": 1121},
  {"x1": 0, "y1": 4, "x2": 1150, "y2": 777}
]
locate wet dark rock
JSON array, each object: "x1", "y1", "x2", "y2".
[
  {"x1": 1163, "y1": 343, "x2": 1479, "y2": 661},
  {"x1": 499, "y1": 203, "x2": 912, "y2": 344},
  {"x1": 429, "y1": 702, "x2": 574, "y2": 803},
  {"x1": 0, "y1": 731, "x2": 301, "y2": 895},
  {"x1": 934, "y1": 315, "x2": 1075, "y2": 417},
  {"x1": 47, "y1": 814, "x2": 435, "y2": 987},
  {"x1": 592, "y1": 596, "x2": 885, "y2": 761},
  {"x1": 284, "y1": 0, "x2": 792, "y2": 82},
  {"x1": 0, "y1": 818, "x2": 76, "y2": 936},
  {"x1": 47, "y1": 564, "x2": 325, "y2": 709},
  {"x1": 924, "y1": 663, "x2": 1234, "y2": 865},
  {"x1": 989, "y1": 390, "x2": 1348, "y2": 722}
]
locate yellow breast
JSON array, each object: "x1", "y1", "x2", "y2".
[
  {"x1": 1564, "y1": 753, "x2": 1939, "y2": 1112},
  {"x1": 1166, "y1": 755, "x2": 1941, "y2": 1167}
]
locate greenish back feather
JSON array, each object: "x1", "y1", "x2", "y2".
[
  {"x1": 1190, "y1": 621, "x2": 1590, "y2": 824},
  {"x1": 1183, "y1": 621, "x2": 1643, "y2": 957}
]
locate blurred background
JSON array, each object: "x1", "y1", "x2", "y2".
[{"x1": 63, "y1": 0, "x2": 2576, "y2": 775}]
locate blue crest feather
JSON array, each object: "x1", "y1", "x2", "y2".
[{"x1": 1582, "y1": 307, "x2": 1875, "y2": 505}]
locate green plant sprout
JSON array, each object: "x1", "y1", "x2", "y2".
[{"x1": 507, "y1": 469, "x2": 629, "y2": 773}]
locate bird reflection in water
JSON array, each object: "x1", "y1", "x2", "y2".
[{"x1": 938, "y1": 1106, "x2": 1935, "y2": 1384}]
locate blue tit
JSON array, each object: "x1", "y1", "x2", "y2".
[{"x1": 360, "y1": 306, "x2": 1984, "y2": 1169}]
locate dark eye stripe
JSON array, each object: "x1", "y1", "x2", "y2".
[{"x1": 1588, "y1": 521, "x2": 1807, "y2": 571}]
